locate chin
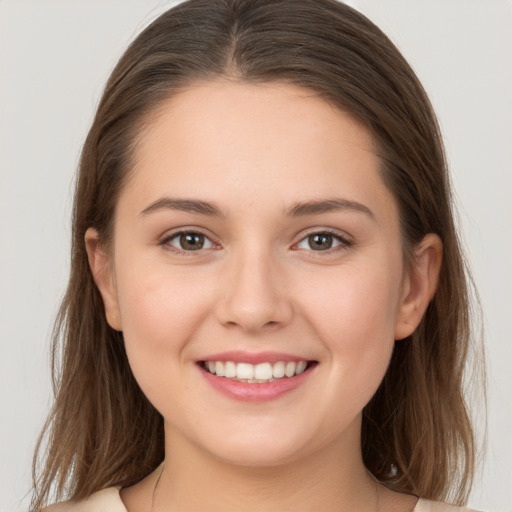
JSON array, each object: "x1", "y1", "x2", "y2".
[
  {"x1": 180, "y1": 415, "x2": 353, "y2": 470},
  {"x1": 209, "y1": 442, "x2": 312, "y2": 468}
]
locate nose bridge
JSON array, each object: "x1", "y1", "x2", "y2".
[{"x1": 216, "y1": 242, "x2": 293, "y2": 332}]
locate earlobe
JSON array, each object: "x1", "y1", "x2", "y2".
[
  {"x1": 85, "y1": 228, "x2": 122, "y2": 331},
  {"x1": 394, "y1": 233, "x2": 443, "y2": 340}
]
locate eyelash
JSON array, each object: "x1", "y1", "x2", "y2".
[
  {"x1": 293, "y1": 230, "x2": 352, "y2": 254},
  {"x1": 159, "y1": 230, "x2": 219, "y2": 256},
  {"x1": 159, "y1": 229, "x2": 352, "y2": 255}
]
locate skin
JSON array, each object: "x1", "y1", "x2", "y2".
[{"x1": 87, "y1": 81, "x2": 442, "y2": 512}]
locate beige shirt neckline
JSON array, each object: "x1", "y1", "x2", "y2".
[{"x1": 46, "y1": 486, "x2": 482, "y2": 512}]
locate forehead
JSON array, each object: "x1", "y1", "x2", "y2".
[
  {"x1": 137, "y1": 80, "x2": 377, "y2": 166},
  {"x1": 121, "y1": 80, "x2": 395, "y2": 220}
]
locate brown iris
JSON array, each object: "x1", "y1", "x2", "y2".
[
  {"x1": 308, "y1": 233, "x2": 334, "y2": 250},
  {"x1": 179, "y1": 233, "x2": 205, "y2": 250}
]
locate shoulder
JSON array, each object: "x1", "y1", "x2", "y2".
[
  {"x1": 414, "y1": 499, "x2": 483, "y2": 512},
  {"x1": 43, "y1": 487, "x2": 126, "y2": 512}
]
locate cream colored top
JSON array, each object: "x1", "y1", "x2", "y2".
[{"x1": 45, "y1": 486, "x2": 482, "y2": 511}]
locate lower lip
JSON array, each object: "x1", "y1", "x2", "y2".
[{"x1": 199, "y1": 365, "x2": 314, "y2": 402}]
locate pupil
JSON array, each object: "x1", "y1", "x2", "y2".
[
  {"x1": 310, "y1": 233, "x2": 332, "y2": 250},
  {"x1": 181, "y1": 233, "x2": 204, "y2": 250}
]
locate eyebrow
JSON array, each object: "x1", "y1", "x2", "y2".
[
  {"x1": 285, "y1": 198, "x2": 374, "y2": 219},
  {"x1": 140, "y1": 198, "x2": 225, "y2": 217},
  {"x1": 139, "y1": 196, "x2": 374, "y2": 220}
]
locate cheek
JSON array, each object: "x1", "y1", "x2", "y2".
[
  {"x1": 113, "y1": 262, "x2": 214, "y2": 397},
  {"x1": 116, "y1": 252, "x2": 216, "y2": 332},
  {"x1": 300, "y1": 262, "x2": 401, "y2": 400},
  {"x1": 304, "y1": 259, "x2": 402, "y2": 337}
]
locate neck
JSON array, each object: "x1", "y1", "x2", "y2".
[{"x1": 152, "y1": 420, "x2": 378, "y2": 512}]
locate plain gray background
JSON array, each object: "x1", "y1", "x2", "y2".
[{"x1": 1, "y1": 1, "x2": 510, "y2": 511}]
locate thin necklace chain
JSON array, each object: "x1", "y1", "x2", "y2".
[
  {"x1": 150, "y1": 462, "x2": 165, "y2": 512},
  {"x1": 150, "y1": 462, "x2": 380, "y2": 512},
  {"x1": 371, "y1": 472, "x2": 382, "y2": 512}
]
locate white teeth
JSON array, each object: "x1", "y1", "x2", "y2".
[
  {"x1": 272, "y1": 361, "x2": 285, "y2": 379},
  {"x1": 296, "y1": 361, "x2": 307, "y2": 375},
  {"x1": 224, "y1": 361, "x2": 237, "y2": 378},
  {"x1": 236, "y1": 363, "x2": 254, "y2": 380},
  {"x1": 254, "y1": 362, "x2": 273, "y2": 380},
  {"x1": 204, "y1": 360, "x2": 310, "y2": 382},
  {"x1": 285, "y1": 362, "x2": 296, "y2": 377},
  {"x1": 215, "y1": 361, "x2": 225, "y2": 377}
]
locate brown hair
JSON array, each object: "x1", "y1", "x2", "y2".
[{"x1": 32, "y1": 0, "x2": 481, "y2": 509}]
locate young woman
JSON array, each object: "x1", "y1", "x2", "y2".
[{"x1": 32, "y1": 1, "x2": 483, "y2": 511}]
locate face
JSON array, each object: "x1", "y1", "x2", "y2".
[{"x1": 88, "y1": 81, "x2": 437, "y2": 468}]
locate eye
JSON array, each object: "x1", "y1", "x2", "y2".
[
  {"x1": 295, "y1": 232, "x2": 348, "y2": 251},
  {"x1": 164, "y1": 231, "x2": 215, "y2": 251}
]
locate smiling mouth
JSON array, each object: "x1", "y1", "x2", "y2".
[{"x1": 200, "y1": 360, "x2": 316, "y2": 383}]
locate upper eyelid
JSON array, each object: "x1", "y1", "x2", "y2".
[
  {"x1": 294, "y1": 227, "x2": 352, "y2": 244},
  {"x1": 160, "y1": 227, "x2": 216, "y2": 243}
]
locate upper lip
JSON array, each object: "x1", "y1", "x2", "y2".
[{"x1": 197, "y1": 351, "x2": 314, "y2": 365}]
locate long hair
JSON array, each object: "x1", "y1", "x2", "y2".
[{"x1": 32, "y1": 0, "x2": 481, "y2": 509}]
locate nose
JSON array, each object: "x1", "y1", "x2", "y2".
[{"x1": 215, "y1": 248, "x2": 294, "y2": 333}]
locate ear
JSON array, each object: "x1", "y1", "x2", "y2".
[
  {"x1": 85, "y1": 227, "x2": 122, "y2": 331},
  {"x1": 394, "y1": 233, "x2": 443, "y2": 340}
]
